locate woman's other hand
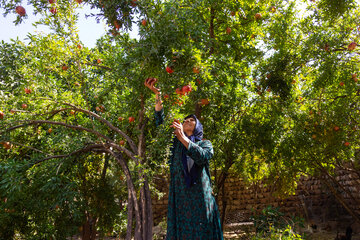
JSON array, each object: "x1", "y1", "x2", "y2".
[
  {"x1": 170, "y1": 119, "x2": 183, "y2": 138},
  {"x1": 171, "y1": 119, "x2": 190, "y2": 148}
]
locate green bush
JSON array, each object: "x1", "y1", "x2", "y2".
[
  {"x1": 250, "y1": 205, "x2": 305, "y2": 239},
  {"x1": 251, "y1": 225, "x2": 304, "y2": 240}
]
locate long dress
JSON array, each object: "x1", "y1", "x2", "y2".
[{"x1": 155, "y1": 109, "x2": 223, "y2": 240}]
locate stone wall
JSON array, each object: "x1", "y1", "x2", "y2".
[{"x1": 151, "y1": 170, "x2": 360, "y2": 234}]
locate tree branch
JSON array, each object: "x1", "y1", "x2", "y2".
[
  {"x1": 59, "y1": 102, "x2": 139, "y2": 155},
  {"x1": 229, "y1": 99, "x2": 255, "y2": 124},
  {"x1": 108, "y1": 142, "x2": 137, "y2": 162},
  {"x1": 33, "y1": 144, "x2": 106, "y2": 165},
  {"x1": 9, "y1": 141, "x2": 47, "y2": 155},
  {"x1": 85, "y1": 62, "x2": 113, "y2": 71},
  {"x1": 31, "y1": 107, "x2": 72, "y2": 118},
  {"x1": 2, "y1": 119, "x2": 138, "y2": 161},
  {"x1": 3, "y1": 120, "x2": 113, "y2": 142}
]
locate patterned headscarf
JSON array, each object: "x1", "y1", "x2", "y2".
[{"x1": 181, "y1": 114, "x2": 203, "y2": 187}]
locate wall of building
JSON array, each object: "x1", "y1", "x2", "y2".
[{"x1": 151, "y1": 170, "x2": 360, "y2": 233}]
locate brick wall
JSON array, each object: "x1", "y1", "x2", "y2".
[{"x1": 151, "y1": 170, "x2": 360, "y2": 233}]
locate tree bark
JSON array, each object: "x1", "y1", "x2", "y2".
[
  {"x1": 140, "y1": 186, "x2": 146, "y2": 240},
  {"x1": 81, "y1": 214, "x2": 97, "y2": 240},
  {"x1": 139, "y1": 178, "x2": 153, "y2": 240},
  {"x1": 107, "y1": 150, "x2": 142, "y2": 240},
  {"x1": 220, "y1": 178, "x2": 227, "y2": 230},
  {"x1": 126, "y1": 191, "x2": 134, "y2": 240},
  {"x1": 215, "y1": 157, "x2": 233, "y2": 228},
  {"x1": 137, "y1": 95, "x2": 153, "y2": 240},
  {"x1": 82, "y1": 218, "x2": 91, "y2": 240},
  {"x1": 195, "y1": 103, "x2": 202, "y2": 119},
  {"x1": 144, "y1": 179, "x2": 153, "y2": 239}
]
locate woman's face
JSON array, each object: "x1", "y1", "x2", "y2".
[{"x1": 183, "y1": 117, "x2": 196, "y2": 135}]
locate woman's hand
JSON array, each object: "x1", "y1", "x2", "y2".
[
  {"x1": 170, "y1": 119, "x2": 183, "y2": 139},
  {"x1": 144, "y1": 77, "x2": 160, "y2": 94},
  {"x1": 171, "y1": 119, "x2": 190, "y2": 149},
  {"x1": 145, "y1": 77, "x2": 163, "y2": 111}
]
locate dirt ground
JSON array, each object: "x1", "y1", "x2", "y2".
[
  {"x1": 68, "y1": 230, "x2": 360, "y2": 240},
  {"x1": 222, "y1": 231, "x2": 360, "y2": 240},
  {"x1": 305, "y1": 232, "x2": 360, "y2": 240}
]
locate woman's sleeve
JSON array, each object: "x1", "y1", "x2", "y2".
[
  {"x1": 186, "y1": 140, "x2": 214, "y2": 166},
  {"x1": 154, "y1": 108, "x2": 165, "y2": 127}
]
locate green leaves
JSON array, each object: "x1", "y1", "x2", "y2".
[
  {"x1": 317, "y1": 0, "x2": 357, "y2": 20},
  {"x1": 1, "y1": 0, "x2": 360, "y2": 236}
]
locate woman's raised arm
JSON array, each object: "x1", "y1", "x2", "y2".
[
  {"x1": 144, "y1": 77, "x2": 163, "y2": 111},
  {"x1": 144, "y1": 78, "x2": 164, "y2": 126}
]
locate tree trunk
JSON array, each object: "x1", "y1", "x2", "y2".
[
  {"x1": 137, "y1": 97, "x2": 153, "y2": 240},
  {"x1": 126, "y1": 190, "x2": 134, "y2": 240},
  {"x1": 81, "y1": 214, "x2": 97, "y2": 240},
  {"x1": 81, "y1": 220, "x2": 90, "y2": 240},
  {"x1": 137, "y1": 161, "x2": 153, "y2": 239},
  {"x1": 215, "y1": 158, "x2": 233, "y2": 228},
  {"x1": 108, "y1": 150, "x2": 142, "y2": 239},
  {"x1": 140, "y1": 185, "x2": 147, "y2": 240},
  {"x1": 220, "y1": 179, "x2": 227, "y2": 230},
  {"x1": 135, "y1": 178, "x2": 153, "y2": 240},
  {"x1": 142, "y1": 179, "x2": 153, "y2": 239},
  {"x1": 106, "y1": 97, "x2": 153, "y2": 240},
  {"x1": 195, "y1": 103, "x2": 202, "y2": 119}
]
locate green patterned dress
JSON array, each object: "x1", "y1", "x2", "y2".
[{"x1": 155, "y1": 110, "x2": 223, "y2": 240}]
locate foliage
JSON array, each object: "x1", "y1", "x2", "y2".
[
  {"x1": 153, "y1": 218, "x2": 167, "y2": 240},
  {"x1": 0, "y1": 0, "x2": 360, "y2": 238},
  {"x1": 250, "y1": 205, "x2": 304, "y2": 235},
  {"x1": 251, "y1": 225, "x2": 304, "y2": 240}
]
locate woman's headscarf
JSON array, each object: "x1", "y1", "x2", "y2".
[{"x1": 181, "y1": 114, "x2": 203, "y2": 187}]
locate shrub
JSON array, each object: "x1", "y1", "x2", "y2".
[{"x1": 250, "y1": 205, "x2": 305, "y2": 238}]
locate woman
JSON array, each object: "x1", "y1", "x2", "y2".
[{"x1": 145, "y1": 78, "x2": 223, "y2": 240}]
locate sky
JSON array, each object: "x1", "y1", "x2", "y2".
[
  {"x1": 0, "y1": 2, "x2": 307, "y2": 48},
  {"x1": 0, "y1": 3, "x2": 139, "y2": 48}
]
